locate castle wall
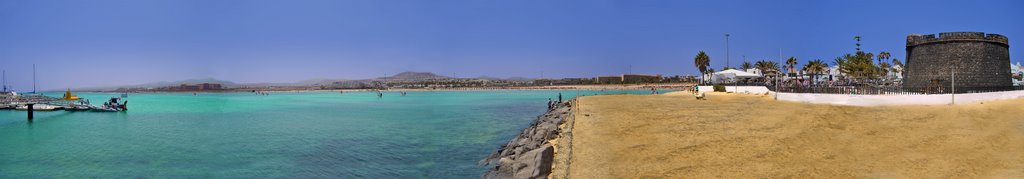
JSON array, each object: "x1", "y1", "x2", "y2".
[{"x1": 904, "y1": 32, "x2": 1011, "y2": 89}]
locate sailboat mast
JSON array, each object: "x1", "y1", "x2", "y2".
[{"x1": 33, "y1": 64, "x2": 37, "y2": 93}]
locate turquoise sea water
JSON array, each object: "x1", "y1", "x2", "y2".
[{"x1": 0, "y1": 90, "x2": 667, "y2": 178}]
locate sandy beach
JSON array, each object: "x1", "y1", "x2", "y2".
[{"x1": 567, "y1": 92, "x2": 1024, "y2": 178}]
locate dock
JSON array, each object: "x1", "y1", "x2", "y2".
[{"x1": 1, "y1": 92, "x2": 127, "y2": 121}]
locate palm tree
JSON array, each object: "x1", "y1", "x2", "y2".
[
  {"x1": 785, "y1": 57, "x2": 798, "y2": 76},
  {"x1": 804, "y1": 59, "x2": 828, "y2": 85},
  {"x1": 754, "y1": 60, "x2": 768, "y2": 73},
  {"x1": 694, "y1": 51, "x2": 711, "y2": 84},
  {"x1": 879, "y1": 62, "x2": 891, "y2": 78},
  {"x1": 832, "y1": 57, "x2": 846, "y2": 78},
  {"x1": 740, "y1": 61, "x2": 753, "y2": 71},
  {"x1": 755, "y1": 60, "x2": 781, "y2": 81},
  {"x1": 877, "y1": 51, "x2": 891, "y2": 67}
]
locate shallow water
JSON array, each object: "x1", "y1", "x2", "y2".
[{"x1": 0, "y1": 90, "x2": 667, "y2": 178}]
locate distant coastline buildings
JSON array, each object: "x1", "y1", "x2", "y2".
[
  {"x1": 114, "y1": 83, "x2": 224, "y2": 92},
  {"x1": 168, "y1": 83, "x2": 223, "y2": 91},
  {"x1": 100, "y1": 73, "x2": 692, "y2": 92},
  {"x1": 594, "y1": 74, "x2": 663, "y2": 84}
]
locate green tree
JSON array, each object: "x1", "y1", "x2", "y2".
[
  {"x1": 837, "y1": 51, "x2": 880, "y2": 81},
  {"x1": 694, "y1": 51, "x2": 711, "y2": 84},
  {"x1": 879, "y1": 62, "x2": 891, "y2": 78}
]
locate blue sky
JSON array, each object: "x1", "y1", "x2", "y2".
[{"x1": 0, "y1": 0, "x2": 1022, "y2": 91}]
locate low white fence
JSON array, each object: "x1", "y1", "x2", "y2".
[
  {"x1": 776, "y1": 90, "x2": 1024, "y2": 106},
  {"x1": 697, "y1": 85, "x2": 1024, "y2": 106},
  {"x1": 697, "y1": 86, "x2": 772, "y2": 94}
]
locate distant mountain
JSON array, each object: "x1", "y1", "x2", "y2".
[
  {"x1": 504, "y1": 77, "x2": 535, "y2": 81},
  {"x1": 474, "y1": 76, "x2": 534, "y2": 81},
  {"x1": 293, "y1": 78, "x2": 349, "y2": 85},
  {"x1": 236, "y1": 78, "x2": 349, "y2": 87},
  {"x1": 378, "y1": 72, "x2": 451, "y2": 81}
]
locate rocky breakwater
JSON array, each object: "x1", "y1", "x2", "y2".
[{"x1": 480, "y1": 100, "x2": 575, "y2": 179}]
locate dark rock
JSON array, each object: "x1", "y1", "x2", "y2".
[
  {"x1": 513, "y1": 145, "x2": 554, "y2": 179},
  {"x1": 481, "y1": 99, "x2": 574, "y2": 179}
]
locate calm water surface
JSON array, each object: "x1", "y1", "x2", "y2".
[{"x1": 0, "y1": 90, "x2": 667, "y2": 178}]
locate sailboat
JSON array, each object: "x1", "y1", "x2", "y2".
[
  {"x1": 2, "y1": 69, "x2": 7, "y2": 93},
  {"x1": 32, "y1": 64, "x2": 36, "y2": 94},
  {"x1": 0, "y1": 70, "x2": 16, "y2": 109},
  {"x1": 0, "y1": 70, "x2": 12, "y2": 96}
]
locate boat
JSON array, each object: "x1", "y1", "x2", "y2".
[
  {"x1": 15, "y1": 104, "x2": 59, "y2": 111},
  {"x1": 90, "y1": 106, "x2": 121, "y2": 112},
  {"x1": 65, "y1": 105, "x2": 92, "y2": 111},
  {"x1": 64, "y1": 100, "x2": 93, "y2": 111},
  {"x1": 92, "y1": 97, "x2": 127, "y2": 112},
  {"x1": 63, "y1": 89, "x2": 80, "y2": 100}
]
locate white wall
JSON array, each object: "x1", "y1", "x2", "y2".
[
  {"x1": 697, "y1": 86, "x2": 714, "y2": 93},
  {"x1": 952, "y1": 90, "x2": 1024, "y2": 105},
  {"x1": 776, "y1": 90, "x2": 1024, "y2": 106},
  {"x1": 697, "y1": 86, "x2": 771, "y2": 94}
]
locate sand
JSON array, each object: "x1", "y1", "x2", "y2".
[{"x1": 567, "y1": 91, "x2": 1024, "y2": 178}]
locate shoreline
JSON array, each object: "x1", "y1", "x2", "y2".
[
  {"x1": 66, "y1": 83, "x2": 694, "y2": 94},
  {"x1": 480, "y1": 99, "x2": 577, "y2": 179}
]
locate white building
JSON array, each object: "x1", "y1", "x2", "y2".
[
  {"x1": 1012, "y1": 62, "x2": 1022, "y2": 86},
  {"x1": 884, "y1": 64, "x2": 904, "y2": 83},
  {"x1": 708, "y1": 69, "x2": 763, "y2": 84}
]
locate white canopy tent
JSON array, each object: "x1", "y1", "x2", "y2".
[{"x1": 708, "y1": 69, "x2": 763, "y2": 84}]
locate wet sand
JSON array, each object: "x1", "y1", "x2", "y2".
[{"x1": 568, "y1": 92, "x2": 1024, "y2": 178}]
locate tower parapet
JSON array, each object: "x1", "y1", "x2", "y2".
[{"x1": 907, "y1": 32, "x2": 1009, "y2": 47}]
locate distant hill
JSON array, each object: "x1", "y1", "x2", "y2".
[
  {"x1": 235, "y1": 78, "x2": 348, "y2": 87},
  {"x1": 504, "y1": 77, "x2": 535, "y2": 81},
  {"x1": 371, "y1": 72, "x2": 532, "y2": 81},
  {"x1": 378, "y1": 72, "x2": 451, "y2": 81},
  {"x1": 473, "y1": 76, "x2": 534, "y2": 81}
]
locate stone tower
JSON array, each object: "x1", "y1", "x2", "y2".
[{"x1": 904, "y1": 32, "x2": 1011, "y2": 90}]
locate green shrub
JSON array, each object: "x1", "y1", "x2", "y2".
[{"x1": 713, "y1": 84, "x2": 726, "y2": 92}]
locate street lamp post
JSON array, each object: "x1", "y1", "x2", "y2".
[{"x1": 725, "y1": 34, "x2": 730, "y2": 70}]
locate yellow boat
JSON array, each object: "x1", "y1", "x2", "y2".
[{"x1": 63, "y1": 89, "x2": 80, "y2": 100}]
